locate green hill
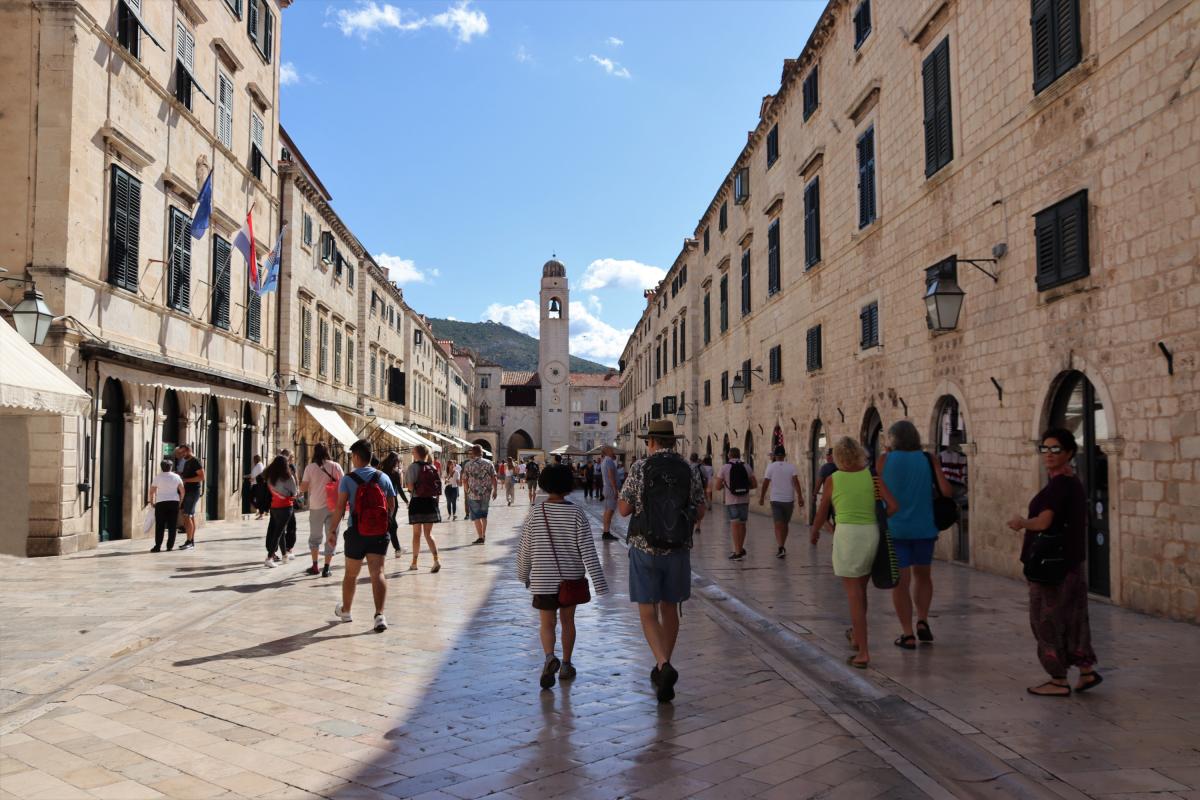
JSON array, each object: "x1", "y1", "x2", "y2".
[{"x1": 428, "y1": 318, "x2": 613, "y2": 374}]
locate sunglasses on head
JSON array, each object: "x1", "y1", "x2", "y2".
[{"x1": 1037, "y1": 445, "x2": 1066, "y2": 454}]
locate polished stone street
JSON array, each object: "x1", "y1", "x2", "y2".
[{"x1": 1, "y1": 495, "x2": 931, "y2": 800}]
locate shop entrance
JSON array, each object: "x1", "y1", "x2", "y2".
[
  {"x1": 99, "y1": 378, "x2": 125, "y2": 541},
  {"x1": 933, "y1": 396, "x2": 969, "y2": 562},
  {"x1": 809, "y1": 420, "x2": 827, "y2": 524},
  {"x1": 205, "y1": 397, "x2": 220, "y2": 520}
]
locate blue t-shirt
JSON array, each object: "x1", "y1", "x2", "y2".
[
  {"x1": 338, "y1": 467, "x2": 396, "y2": 515},
  {"x1": 881, "y1": 451, "x2": 937, "y2": 540}
]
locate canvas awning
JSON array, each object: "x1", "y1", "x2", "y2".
[
  {"x1": 398, "y1": 425, "x2": 441, "y2": 453},
  {"x1": 422, "y1": 429, "x2": 458, "y2": 448},
  {"x1": 376, "y1": 419, "x2": 422, "y2": 448},
  {"x1": 550, "y1": 444, "x2": 587, "y2": 456},
  {"x1": 304, "y1": 404, "x2": 357, "y2": 448},
  {"x1": 0, "y1": 320, "x2": 91, "y2": 416}
]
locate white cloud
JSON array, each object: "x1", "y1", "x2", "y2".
[
  {"x1": 589, "y1": 54, "x2": 631, "y2": 79},
  {"x1": 280, "y1": 62, "x2": 300, "y2": 85},
  {"x1": 480, "y1": 299, "x2": 629, "y2": 366},
  {"x1": 515, "y1": 44, "x2": 533, "y2": 64},
  {"x1": 482, "y1": 299, "x2": 539, "y2": 336},
  {"x1": 335, "y1": 0, "x2": 488, "y2": 43},
  {"x1": 374, "y1": 252, "x2": 440, "y2": 284},
  {"x1": 606, "y1": 36, "x2": 624, "y2": 47},
  {"x1": 578, "y1": 258, "x2": 664, "y2": 291},
  {"x1": 587, "y1": 294, "x2": 603, "y2": 314}
]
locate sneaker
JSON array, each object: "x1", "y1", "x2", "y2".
[
  {"x1": 472, "y1": 537, "x2": 485, "y2": 545},
  {"x1": 178, "y1": 541, "x2": 194, "y2": 551},
  {"x1": 650, "y1": 665, "x2": 661, "y2": 687},
  {"x1": 150, "y1": 546, "x2": 161, "y2": 553},
  {"x1": 728, "y1": 551, "x2": 743, "y2": 560},
  {"x1": 560, "y1": 662, "x2": 577, "y2": 681},
  {"x1": 321, "y1": 565, "x2": 331, "y2": 578},
  {"x1": 264, "y1": 557, "x2": 277, "y2": 568},
  {"x1": 333, "y1": 603, "x2": 352, "y2": 623},
  {"x1": 281, "y1": 551, "x2": 291, "y2": 562},
  {"x1": 373, "y1": 614, "x2": 388, "y2": 633},
  {"x1": 602, "y1": 532, "x2": 619, "y2": 541},
  {"x1": 304, "y1": 565, "x2": 320, "y2": 575},
  {"x1": 271, "y1": 554, "x2": 281, "y2": 563},
  {"x1": 776, "y1": 547, "x2": 787, "y2": 559},
  {"x1": 540, "y1": 656, "x2": 561, "y2": 689},
  {"x1": 656, "y1": 662, "x2": 678, "y2": 703}
]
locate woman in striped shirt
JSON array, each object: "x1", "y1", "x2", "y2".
[{"x1": 517, "y1": 464, "x2": 609, "y2": 689}]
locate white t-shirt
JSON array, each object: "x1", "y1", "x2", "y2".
[
  {"x1": 447, "y1": 464, "x2": 462, "y2": 488},
  {"x1": 763, "y1": 460, "x2": 799, "y2": 503},
  {"x1": 249, "y1": 461, "x2": 265, "y2": 480},
  {"x1": 302, "y1": 460, "x2": 344, "y2": 510},
  {"x1": 151, "y1": 471, "x2": 184, "y2": 503}
]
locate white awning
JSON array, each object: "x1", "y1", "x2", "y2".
[
  {"x1": 423, "y1": 429, "x2": 458, "y2": 447},
  {"x1": 304, "y1": 404, "x2": 357, "y2": 448},
  {"x1": 397, "y1": 425, "x2": 440, "y2": 453},
  {"x1": 0, "y1": 320, "x2": 91, "y2": 416},
  {"x1": 376, "y1": 419, "x2": 421, "y2": 448},
  {"x1": 449, "y1": 435, "x2": 474, "y2": 449}
]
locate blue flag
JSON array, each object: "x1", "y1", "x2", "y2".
[
  {"x1": 256, "y1": 224, "x2": 286, "y2": 295},
  {"x1": 190, "y1": 170, "x2": 213, "y2": 240}
]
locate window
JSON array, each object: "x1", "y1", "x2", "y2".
[
  {"x1": 803, "y1": 66, "x2": 819, "y2": 120},
  {"x1": 1035, "y1": 190, "x2": 1089, "y2": 291},
  {"x1": 734, "y1": 167, "x2": 750, "y2": 204},
  {"x1": 853, "y1": 0, "x2": 872, "y2": 49},
  {"x1": 302, "y1": 213, "x2": 313, "y2": 246},
  {"x1": 225, "y1": 0, "x2": 242, "y2": 18},
  {"x1": 334, "y1": 252, "x2": 344, "y2": 279},
  {"x1": 857, "y1": 126, "x2": 877, "y2": 228},
  {"x1": 720, "y1": 372, "x2": 729, "y2": 401},
  {"x1": 216, "y1": 73, "x2": 234, "y2": 149},
  {"x1": 703, "y1": 227, "x2": 710, "y2": 254},
  {"x1": 318, "y1": 317, "x2": 329, "y2": 377},
  {"x1": 671, "y1": 325, "x2": 678, "y2": 368},
  {"x1": 662, "y1": 395, "x2": 677, "y2": 415},
  {"x1": 247, "y1": 0, "x2": 274, "y2": 63},
  {"x1": 703, "y1": 292, "x2": 711, "y2": 344},
  {"x1": 766, "y1": 124, "x2": 779, "y2": 168},
  {"x1": 651, "y1": 403, "x2": 661, "y2": 420},
  {"x1": 300, "y1": 307, "x2": 312, "y2": 370},
  {"x1": 741, "y1": 359, "x2": 753, "y2": 395},
  {"x1": 600, "y1": 399, "x2": 608, "y2": 412},
  {"x1": 388, "y1": 367, "x2": 406, "y2": 405},
  {"x1": 719, "y1": 201, "x2": 728, "y2": 232},
  {"x1": 703, "y1": 380, "x2": 711, "y2": 406},
  {"x1": 480, "y1": 374, "x2": 490, "y2": 389},
  {"x1": 246, "y1": 280, "x2": 261, "y2": 342},
  {"x1": 370, "y1": 352, "x2": 377, "y2": 395},
  {"x1": 719, "y1": 275, "x2": 729, "y2": 332},
  {"x1": 174, "y1": 22, "x2": 196, "y2": 110},
  {"x1": 923, "y1": 38, "x2": 954, "y2": 177},
  {"x1": 211, "y1": 236, "x2": 231, "y2": 330},
  {"x1": 347, "y1": 338, "x2": 355, "y2": 387},
  {"x1": 680, "y1": 318, "x2": 687, "y2": 362},
  {"x1": 655, "y1": 340, "x2": 662, "y2": 380},
  {"x1": 107, "y1": 166, "x2": 141, "y2": 291},
  {"x1": 347, "y1": 260, "x2": 355, "y2": 288},
  {"x1": 860, "y1": 302, "x2": 880, "y2": 349},
  {"x1": 806, "y1": 325, "x2": 822, "y2": 372},
  {"x1": 804, "y1": 178, "x2": 821, "y2": 268},
  {"x1": 333, "y1": 330, "x2": 343, "y2": 383},
  {"x1": 769, "y1": 345, "x2": 782, "y2": 384},
  {"x1": 250, "y1": 111, "x2": 265, "y2": 181},
  {"x1": 1032, "y1": 0, "x2": 1081, "y2": 94},
  {"x1": 167, "y1": 207, "x2": 192, "y2": 312},
  {"x1": 740, "y1": 249, "x2": 751, "y2": 316},
  {"x1": 767, "y1": 220, "x2": 781, "y2": 295},
  {"x1": 116, "y1": 0, "x2": 143, "y2": 59},
  {"x1": 381, "y1": 361, "x2": 388, "y2": 399}
]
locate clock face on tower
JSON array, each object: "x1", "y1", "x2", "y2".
[{"x1": 544, "y1": 360, "x2": 566, "y2": 383}]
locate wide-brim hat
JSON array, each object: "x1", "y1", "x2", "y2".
[{"x1": 638, "y1": 420, "x2": 682, "y2": 440}]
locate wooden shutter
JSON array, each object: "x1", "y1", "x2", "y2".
[
  {"x1": 804, "y1": 179, "x2": 820, "y2": 267},
  {"x1": 768, "y1": 219, "x2": 780, "y2": 293},
  {"x1": 671, "y1": 325, "x2": 678, "y2": 367},
  {"x1": 703, "y1": 293, "x2": 711, "y2": 343},
  {"x1": 741, "y1": 249, "x2": 751, "y2": 315},
  {"x1": 176, "y1": 21, "x2": 194, "y2": 72},
  {"x1": 923, "y1": 38, "x2": 953, "y2": 176},
  {"x1": 247, "y1": 0, "x2": 259, "y2": 45},
  {"x1": 680, "y1": 318, "x2": 686, "y2": 361},
  {"x1": 108, "y1": 167, "x2": 141, "y2": 291},
  {"x1": 217, "y1": 74, "x2": 234, "y2": 148},
  {"x1": 1054, "y1": 0, "x2": 1080, "y2": 78},
  {"x1": 742, "y1": 359, "x2": 752, "y2": 394},
  {"x1": 803, "y1": 68, "x2": 818, "y2": 119},
  {"x1": 318, "y1": 318, "x2": 328, "y2": 375},
  {"x1": 334, "y1": 330, "x2": 343, "y2": 382},
  {"x1": 168, "y1": 208, "x2": 192, "y2": 311},
  {"x1": 300, "y1": 307, "x2": 311, "y2": 368},
  {"x1": 246, "y1": 283, "x2": 261, "y2": 342},
  {"x1": 211, "y1": 236, "x2": 231, "y2": 329},
  {"x1": 263, "y1": 5, "x2": 274, "y2": 61},
  {"x1": 1057, "y1": 191, "x2": 1088, "y2": 283},
  {"x1": 1031, "y1": 0, "x2": 1054, "y2": 92},
  {"x1": 346, "y1": 339, "x2": 354, "y2": 387},
  {"x1": 807, "y1": 325, "x2": 821, "y2": 371},
  {"x1": 858, "y1": 128, "x2": 876, "y2": 228},
  {"x1": 861, "y1": 304, "x2": 879, "y2": 349}
]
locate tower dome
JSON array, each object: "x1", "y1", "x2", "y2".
[{"x1": 542, "y1": 258, "x2": 566, "y2": 278}]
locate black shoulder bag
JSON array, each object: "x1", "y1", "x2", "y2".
[{"x1": 924, "y1": 452, "x2": 960, "y2": 531}]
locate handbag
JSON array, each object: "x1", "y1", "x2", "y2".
[
  {"x1": 321, "y1": 465, "x2": 340, "y2": 509},
  {"x1": 925, "y1": 453, "x2": 960, "y2": 531},
  {"x1": 544, "y1": 505, "x2": 591, "y2": 606},
  {"x1": 1023, "y1": 532, "x2": 1069, "y2": 584},
  {"x1": 871, "y1": 499, "x2": 899, "y2": 589}
]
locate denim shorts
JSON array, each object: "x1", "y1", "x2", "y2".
[
  {"x1": 894, "y1": 537, "x2": 938, "y2": 568},
  {"x1": 180, "y1": 489, "x2": 200, "y2": 516},
  {"x1": 466, "y1": 498, "x2": 490, "y2": 520},
  {"x1": 725, "y1": 503, "x2": 750, "y2": 522},
  {"x1": 628, "y1": 547, "x2": 691, "y2": 604}
]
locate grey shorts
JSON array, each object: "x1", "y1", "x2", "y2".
[
  {"x1": 770, "y1": 501, "x2": 795, "y2": 524},
  {"x1": 308, "y1": 506, "x2": 338, "y2": 556},
  {"x1": 726, "y1": 503, "x2": 750, "y2": 523},
  {"x1": 628, "y1": 547, "x2": 691, "y2": 604},
  {"x1": 466, "y1": 498, "x2": 490, "y2": 520},
  {"x1": 603, "y1": 494, "x2": 618, "y2": 512}
]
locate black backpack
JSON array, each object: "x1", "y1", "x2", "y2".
[
  {"x1": 727, "y1": 461, "x2": 751, "y2": 495},
  {"x1": 629, "y1": 456, "x2": 696, "y2": 550}
]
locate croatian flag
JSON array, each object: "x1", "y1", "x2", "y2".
[
  {"x1": 232, "y1": 210, "x2": 257, "y2": 289},
  {"x1": 190, "y1": 170, "x2": 213, "y2": 240},
  {"x1": 256, "y1": 225, "x2": 286, "y2": 295}
]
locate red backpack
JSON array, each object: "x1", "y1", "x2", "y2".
[
  {"x1": 414, "y1": 462, "x2": 442, "y2": 498},
  {"x1": 348, "y1": 471, "x2": 389, "y2": 536}
]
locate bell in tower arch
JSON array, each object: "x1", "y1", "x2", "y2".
[{"x1": 548, "y1": 298, "x2": 562, "y2": 319}]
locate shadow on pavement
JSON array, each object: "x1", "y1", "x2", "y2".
[{"x1": 173, "y1": 622, "x2": 377, "y2": 666}]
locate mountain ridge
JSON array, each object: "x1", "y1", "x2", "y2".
[{"x1": 427, "y1": 318, "x2": 613, "y2": 374}]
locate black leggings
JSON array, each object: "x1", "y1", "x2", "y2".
[
  {"x1": 154, "y1": 501, "x2": 180, "y2": 549},
  {"x1": 266, "y1": 507, "x2": 293, "y2": 556}
]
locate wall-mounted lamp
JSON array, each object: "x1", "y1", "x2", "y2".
[{"x1": 730, "y1": 366, "x2": 764, "y2": 404}]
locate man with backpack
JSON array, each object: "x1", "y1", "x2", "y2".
[
  {"x1": 618, "y1": 420, "x2": 706, "y2": 703},
  {"x1": 714, "y1": 447, "x2": 757, "y2": 561},
  {"x1": 327, "y1": 439, "x2": 397, "y2": 632}
]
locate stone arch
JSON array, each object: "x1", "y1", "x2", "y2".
[
  {"x1": 860, "y1": 405, "x2": 883, "y2": 467},
  {"x1": 506, "y1": 429, "x2": 533, "y2": 460},
  {"x1": 808, "y1": 419, "x2": 828, "y2": 524},
  {"x1": 99, "y1": 378, "x2": 126, "y2": 541},
  {"x1": 161, "y1": 390, "x2": 183, "y2": 453},
  {"x1": 547, "y1": 297, "x2": 563, "y2": 319}
]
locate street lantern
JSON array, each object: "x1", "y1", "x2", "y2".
[
  {"x1": 925, "y1": 275, "x2": 965, "y2": 331},
  {"x1": 12, "y1": 286, "x2": 55, "y2": 346},
  {"x1": 675, "y1": 408, "x2": 686, "y2": 426},
  {"x1": 284, "y1": 376, "x2": 303, "y2": 407},
  {"x1": 366, "y1": 406, "x2": 376, "y2": 419},
  {"x1": 731, "y1": 373, "x2": 747, "y2": 404}
]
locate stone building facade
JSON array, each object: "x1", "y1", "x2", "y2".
[
  {"x1": 618, "y1": 0, "x2": 1199, "y2": 621},
  {"x1": 0, "y1": 0, "x2": 287, "y2": 553}
]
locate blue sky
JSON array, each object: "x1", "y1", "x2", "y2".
[{"x1": 280, "y1": 1, "x2": 824, "y2": 365}]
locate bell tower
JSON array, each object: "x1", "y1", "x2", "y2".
[{"x1": 539, "y1": 258, "x2": 570, "y2": 452}]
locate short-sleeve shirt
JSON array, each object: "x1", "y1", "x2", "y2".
[
  {"x1": 447, "y1": 464, "x2": 462, "y2": 488},
  {"x1": 302, "y1": 460, "x2": 344, "y2": 510},
  {"x1": 1024, "y1": 474, "x2": 1087, "y2": 565},
  {"x1": 461, "y1": 458, "x2": 497, "y2": 500},
  {"x1": 881, "y1": 451, "x2": 936, "y2": 540},
  {"x1": 176, "y1": 457, "x2": 203, "y2": 493},
  {"x1": 763, "y1": 460, "x2": 799, "y2": 503},
  {"x1": 338, "y1": 467, "x2": 397, "y2": 515},
  {"x1": 718, "y1": 460, "x2": 754, "y2": 505},
  {"x1": 619, "y1": 452, "x2": 706, "y2": 555},
  {"x1": 249, "y1": 462, "x2": 265, "y2": 480},
  {"x1": 601, "y1": 457, "x2": 618, "y2": 490},
  {"x1": 818, "y1": 462, "x2": 839, "y2": 482},
  {"x1": 151, "y1": 471, "x2": 183, "y2": 502}
]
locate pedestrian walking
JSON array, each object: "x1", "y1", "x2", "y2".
[
  {"x1": 517, "y1": 464, "x2": 609, "y2": 689},
  {"x1": 714, "y1": 447, "x2": 757, "y2": 560},
  {"x1": 759, "y1": 446, "x2": 804, "y2": 558},
  {"x1": 405, "y1": 445, "x2": 442, "y2": 572},
  {"x1": 878, "y1": 420, "x2": 953, "y2": 650},
  {"x1": 280, "y1": 449, "x2": 300, "y2": 560},
  {"x1": 173, "y1": 444, "x2": 204, "y2": 550},
  {"x1": 810, "y1": 437, "x2": 898, "y2": 669},
  {"x1": 504, "y1": 458, "x2": 519, "y2": 505},
  {"x1": 618, "y1": 420, "x2": 706, "y2": 703},
  {"x1": 300, "y1": 443, "x2": 344, "y2": 577},
  {"x1": 525, "y1": 459, "x2": 541, "y2": 504},
  {"x1": 599, "y1": 446, "x2": 620, "y2": 541},
  {"x1": 700, "y1": 455, "x2": 714, "y2": 507},
  {"x1": 262, "y1": 456, "x2": 298, "y2": 568},
  {"x1": 581, "y1": 461, "x2": 593, "y2": 500},
  {"x1": 444, "y1": 458, "x2": 461, "y2": 519},
  {"x1": 592, "y1": 458, "x2": 604, "y2": 502},
  {"x1": 462, "y1": 446, "x2": 498, "y2": 544},
  {"x1": 328, "y1": 439, "x2": 397, "y2": 632},
  {"x1": 242, "y1": 454, "x2": 263, "y2": 519},
  {"x1": 148, "y1": 459, "x2": 184, "y2": 552},
  {"x1": 816, "y1": 448, "x2": 838, "y2": 529},
  {"x1": 1008, "y1": 428, "x2": 1102, "y2": 697},
  {"x1": 379, "y1": 452, "x2": 408, "y2": 559}
]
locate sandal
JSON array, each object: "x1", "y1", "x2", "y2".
[
  {"x1": 430, "y1": 562, "x2": 441, "y2": 574},
  {"x1": 408, "y1": 562, "x2": 418, "y2": 571},
  {"x1": 916, "y1": 620, "x2": 934, "y2": 642},
  {"x1": 894, "y1": 635, "x2": 917, "y2": 650},
  {"x1": 1074, "y1": 672, "x2": 1103, "y2": 693},
  {"x1": 1026, "y1": 681, "x2": 1071, "y2": 697},
  {"x1": 846, "y1": 656, "x2": 869, "y2": 670}
]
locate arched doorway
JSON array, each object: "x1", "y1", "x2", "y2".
[
  {"x1": 743, "y1": 430, "x2": 755, "y2": 471},
  {"x1": 933, "y1": 396, "x2": 969, "y2": 562},
  {"x1": 861, "y1": 407, "x2": 883, "y2": 471},
  {"x1": 722, "y1": 433, "x2": 730, "y2": 462},
  {"x1": 771, "y1": 424, "x2": 784, "y2": 453},
  {"x1": 99, "y1": 378, "x2": 125, "y2": 541},
  {"x1": 241, "y1": 403, "x2": 254, "y2": 514},
  {"x1": 161, "y1": 390, "x2": 182, "y2": 456},
  {"x1": 1049, "y1": 371, "x2": 1111, "y2": 596},
  {"x1": 205, "y1": 397, "x2": 220, "y2": 520},
  {"x1": 809, "y1": 420, "x2": 827, "y2": 524},
  {"x1": 705, "y1": 436, "x2": 712, "y2": 459},
  {"x1": 506, "y1": 429, "x2": 533, "y2": 461}
]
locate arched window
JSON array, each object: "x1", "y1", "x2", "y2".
[
  {"x1": 548, "y1": 298, "x2": 562, "y2": 319},
  {"x1": 478, "y1": 402, "x2": 490, "y2": 426}
]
